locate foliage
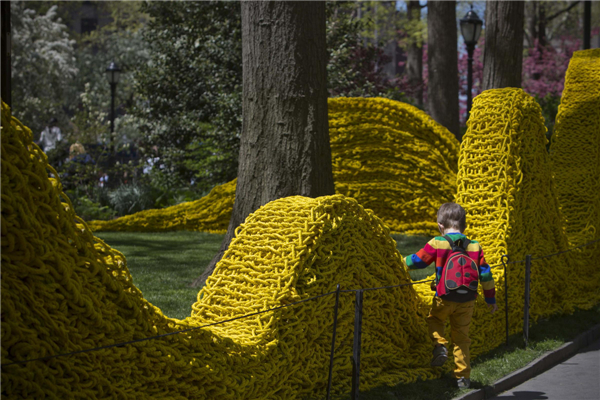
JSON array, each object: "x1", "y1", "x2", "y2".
[
  {"x1": 65, "y1": 188, "x2": 116, "y2": 221},
  {"x1": 70, "y1": 2, "x2": 150, "y2": 148},
  {"x1": 135, "y1": 1, "x2": 408, "y2": 195},
  {"x1": 108, "y1": 183, "x2": 154, "y2": 217},
  {"x1": 354, "y1": 1, "x2": 403, "y2": 46},
  {"x1": 326, "y1": 2, "x2": 407, "y2": 101},
  {"x1": 10, "y1": 2, "x2": 78, "y2": 135},
  {"x1": 522, "y1": 36, "x2": 582, "y2": 138},
  {"x1": 134, "y1": 1, "x2": 242, "y2": 195}
]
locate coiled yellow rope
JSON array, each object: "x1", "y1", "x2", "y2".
[
  {"x1": 550, "y1": 49, "x2": 600, "y2": 249},
  {"x1": 455, "y1": 83, "x2": 600, "y2": 358},
  {"x1": 2, "y1": 50, "x2": 599, "y2": 399},
  {"x1": 1, "y1": 108, "x2": 436, "y2": 398},
  {"x1": 89, "y1": 97, "x2": 459, "y2": 236}
]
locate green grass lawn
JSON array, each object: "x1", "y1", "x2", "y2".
[
  {"x1": 96, "y1": 231, "x2": 599, "y2": 399},
  {"x1": 95, "y1": 231, "x2": 224, "y2": 320}
]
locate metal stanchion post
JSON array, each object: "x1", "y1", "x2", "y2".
[
  {"x1": 351, "y1": 289, "x2": 364, "y2": 400},
  {"x1": 326, "y1": 284, "x2": 341, "y2": 400},
  {"x1": 523, "y1": 255, "x2": 531, "y2": 348},
  {"x1": 501, "y1": 254, "x2": 510, "y2": 346}
]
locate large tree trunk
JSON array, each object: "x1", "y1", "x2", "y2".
[
  {"x1": 406, "y1": 0, "x2": 423, "y2": 107},
  {"x1": 1, "y1": 1, "x2": 11, "y2": 106},
  {"x1": 192, "y1": 1, "x2": 334, "y2": 287},
  {"x1": 427, "y1": 1, "x2": 459, "y2": 139},
  {"x1": 482, "y1": 1, "x2": 525, "y2": 90}
]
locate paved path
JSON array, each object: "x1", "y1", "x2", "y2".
[{"x1": 489, "y1": 338, "x2": 600, "y2": 400}]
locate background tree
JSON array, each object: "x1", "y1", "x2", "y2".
[
  {"x1": 404, "y1": 0, "x2": 425, "y2": 107},
  {"x1": 10, "y1": 3, "x2": 78, "y2": 134},
  {"x1": 194, "y1": 1, "x2": 335, "y2": 286},
  {"x1": 525, "y1": 1, "x2": 583, "y2": 49},
  {"x1": 482, "y1": 1, "x2": 525, "y2": 90},
  {"x1": 134, "y1": 1, "x2": 242, "y2": 194},
  {"x1": 136, "y1": 1, "x2": 403, "y2": 195},
  {"x1": 326, "y1": 2, "x2": 405, "y2": 100},
  {"x1": 427, "y1": 0, "x2": 459, "y2": 139}
]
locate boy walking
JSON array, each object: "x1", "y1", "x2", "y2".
[{"x1": 405, "y1": 203, "x2": 497, "y2": 388}]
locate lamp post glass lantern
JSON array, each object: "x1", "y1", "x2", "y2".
[
  {"x1": 460, "y1": 8, "x2": 483, "y2": 121},
  {"x1": 105, "y1": 62, "x2": 121, "y2": 150}
]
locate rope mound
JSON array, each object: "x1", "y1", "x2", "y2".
[
  {"x1": 329, "y1": 97, "x2": 459, "y2": 236},
  {"x1": 90, "y1": 97, "x2": 459, "y2": 236},
  {"x1": 1, "y1": 104, "x2": 437, "y2": 398},
  {"x1": 456, "y1": 61, "x2": 600, "y2": 357},
  {"x1": 550, "y1": 48, "x2": 600, "y2": 248}
]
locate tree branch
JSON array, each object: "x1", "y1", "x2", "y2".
[{"x1": 546, "y1": 1, "x2": 580, "y2": 22}]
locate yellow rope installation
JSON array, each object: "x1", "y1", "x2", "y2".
[
  {"x1": 89, "y1": 97, "x2": 459, "y2": 236},
  {"x1": 329, "y1": 97, "x2": 459, "y2": 236},
  {"x1": 550, "y1": 49, "x2": 600, "y2": 249},
  {"x1": 1, "y1": 106, "x2": 437, "y2": 398},
  {"x1": 2, "y1": 50, "x2": 599, "y2": 399},
  {"x1": 455, "y1": 83, "x2": 600, "y2": 358}
]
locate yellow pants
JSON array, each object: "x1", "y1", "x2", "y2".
[{"x1": 428, "y1": 296, "x2": 475, "y2": 379}]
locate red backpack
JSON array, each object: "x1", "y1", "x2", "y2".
[{"x1": 436, "y1": 235, "x2": 479, "y2": 302}]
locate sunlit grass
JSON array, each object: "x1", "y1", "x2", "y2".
[{"x1": 95, "y1": 231, "x2": 223, "y2": 319}]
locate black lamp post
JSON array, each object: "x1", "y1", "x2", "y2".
[
  {"x1": 105, "y1": 61, "x2": 121, "y2": 151},
  {"x1": 460, "y1": 7, "x2": 483, "y2": 121}
]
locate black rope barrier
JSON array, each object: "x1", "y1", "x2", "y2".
[
  {"x1": 530, "y1": 237, "x2": 600, "y2": 261},
  {"x1": 340, "y1": 279, "x2": 435, "y2": 293},
  {"x1": 3, "y1": 237, "x2": 598, "y2": 368},
  {"x1": 1, "y1": 289, "x2": 337, "y2": 367}
]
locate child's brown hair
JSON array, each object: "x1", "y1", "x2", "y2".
[{"x1": 437, "y1": 203, "x2": 466, "y2": 232}]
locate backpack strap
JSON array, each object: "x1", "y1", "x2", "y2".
[{"x1": 443, "y1": 235, "x2": 471, "y2": 251}]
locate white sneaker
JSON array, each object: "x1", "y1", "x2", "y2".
[{"x1": 457, "y1": 377, "x2": 471, "y2": 389}]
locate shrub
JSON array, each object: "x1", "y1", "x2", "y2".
[{"x1": 108, "y1": 183, "x2": 154, "y2": 216}]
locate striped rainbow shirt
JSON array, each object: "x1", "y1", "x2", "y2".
[{"x1": 405, "y1": 232, "x2": 496, "y2": 304}]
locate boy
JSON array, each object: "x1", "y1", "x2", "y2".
[{"x1": 405, "y1": 203, "x2": 497, "y2": 389}]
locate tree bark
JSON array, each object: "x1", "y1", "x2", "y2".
[
  {"x1": 192, "y1": 1, "x2": 334, "y2": 287},
  {"x1": 1, "y1": 1, "x2": 11, "y2": 106},
  {"x1": 406, "y1": 0, "x2": 423, "y2": 107},
  {"x1": 427, "y1": 1, "x2": 459, "y2": 139},
  {"x1": 482, "y1": 1, "x2": 525, "y2": 90}
]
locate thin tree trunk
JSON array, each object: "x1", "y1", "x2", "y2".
[
  {"x1": 406, "y1": 0, "x2": 423, "y2": 107},
  {"x1": 427, "y1": 0, "x2": 459, "y2": 139},
  {"x1": 482, "y1": 1, "x2": 525, "y2": 90},
  {"x1": 526, "y1": 1, "x2": 538, "y2": 48},
  {"x1": 192, "y1": 1, "x2": 334, "y2": 287},
  {"x1": 537, "y1": 2, "x2": 547, "y2": 48}
]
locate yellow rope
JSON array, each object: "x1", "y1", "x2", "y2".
[
  {"x1": 550, "y1": 49, "x2": 600, "y2": 248},
  {"x1": 89, "y1": 97, "x2": 460, "y2": 237},
  {"x1": 2, "y1": 50, "x2": 599, "y2": 399}
]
